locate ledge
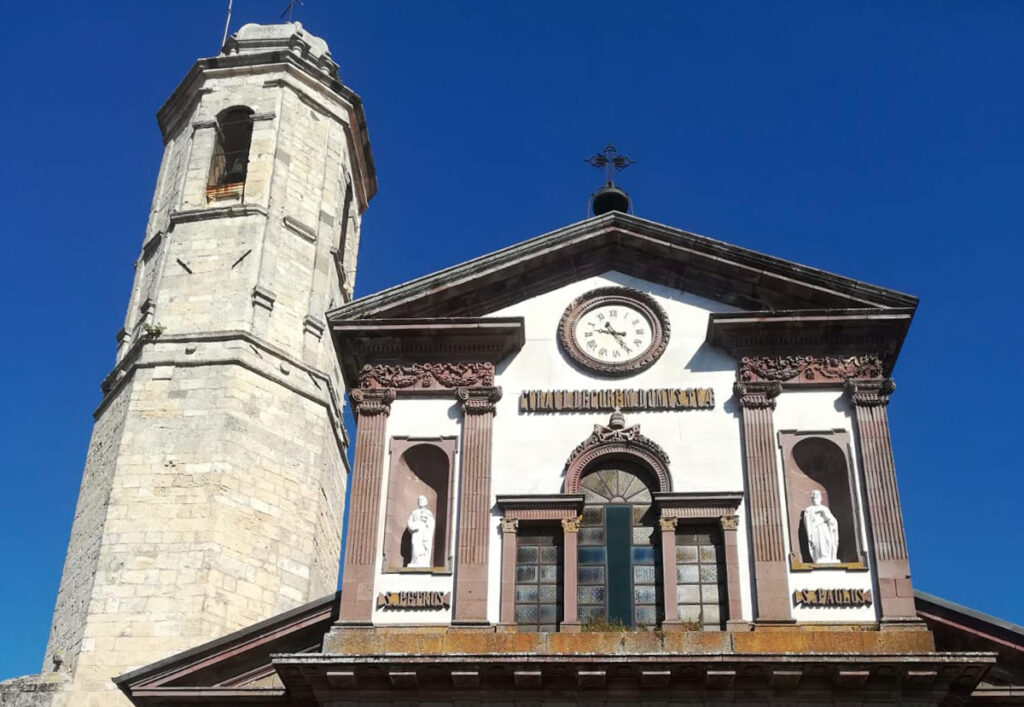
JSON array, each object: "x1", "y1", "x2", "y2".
[{"x1": 169, "y1": 203, "x2": 268, "y2": 226}]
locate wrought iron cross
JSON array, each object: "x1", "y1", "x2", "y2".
[
  {"x1": 281, "y1": 0, "x2": 303, "y2": 21},
  {"x1": 585, "y1": 144, "x2": 635, "y2": 186}
]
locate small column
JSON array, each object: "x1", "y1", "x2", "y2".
[
  {"x1": 560, "y1": 516, "x2": 581, "y2": 632},
  {"x1": 659, "y1": 517, "x2": 680, "y2": 625},
  {"x1": 499, "y1": 518, "x2": 519, "y2": 625},
  {"x1": 720, "y1": 515, "x2": 745, "y2": 629},
  {"x1": 845, "y1": 379, "x2": 917, "y2": 622},
  {"x1": 339, "y1": 388, "x2": 395, "y2": 624},
  {"x1": 453, "y1": 386, "x2": 502, "y2": 624},
  {"x1": 734, "y1": 381, "x2": 791, "y2": 623}
]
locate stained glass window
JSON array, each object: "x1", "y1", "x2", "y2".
[{"x1": 578, "y1": 465, "x2": 661, "y2": 628}]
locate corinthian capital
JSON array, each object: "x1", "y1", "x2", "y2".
[
  {"x1": 350, "y1": 387, "x2": 395, "y2": 417},
  {"x1": 844, "y1": 378, "x2": 896, "y2": 407},
  {"x1": 456, "y1": 386, "x2": 503, "y2": 415},
  {"x1": 733, "y1": 381, "x2": 782, "y2": 410}
]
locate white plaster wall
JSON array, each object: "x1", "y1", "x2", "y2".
[
  {"x1": 373, "y1": 397, "x2": 462, "y2": 625},
  {"x1": 484, "y1": 271, "x2": 753, "y2": 623},
  {"x1": 773, "y1": 389, "x2": 878, "y2": 622}
]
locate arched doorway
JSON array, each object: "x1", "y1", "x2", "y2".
[{"x1": 577, "y1": 461, "x2": 662, "y2": 628}]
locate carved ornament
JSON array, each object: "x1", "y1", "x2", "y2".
[
  {"x1": 500, "y1": 518, "x2": 519, "y2": 534},
  {"x1": 564, "y1": 410, "x2": 672, "y2": 494},
  {"x1": 456, "y1": 386, "x2": 503, "y2": 415},
  {"x1": 733, "y1": 381, "x2": 782, "y2": 410},
  {"x1": 350, "y1": 388, "x2": 395, "y2": 417},
  {"x1": 360, "y1": 362, "x2": 495, "y2": 390},
  {"x1": 720, "y1": 515, "x2": 740, "y2": 530},
  {"x1": 659, "y1": 517, "x2": 678, "y2": 532},
  {"x1": 561, "y1": 516, "x2": 583, "y2": 534},
  {"x1": 844, "y1": 378, "x2": 896, "y2": 407},
  {"x1": 739, "y1": 355, "x2": 884, "y2": 384}
]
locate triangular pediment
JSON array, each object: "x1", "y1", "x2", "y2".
[
  {"x1": 113, "y1": 592, "x2": 338, "y2": 704},
  {"x1": 329, "y1": 212, "x2": 916, "y2": 322}
]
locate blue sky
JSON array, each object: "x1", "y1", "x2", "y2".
[{"x1": 1, "y1": 0, "x2": 1022, "y2": 681}]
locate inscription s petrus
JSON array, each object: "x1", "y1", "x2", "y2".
[
  {"x1": 519, "y1": 388, "x2": 714, "y2": 413},
  {"x1": 793, "y1": 589, "x2": 872, "y2": 607},
  {"x1": 377, "y1": 591, "x2": 451, "y2": 610}
]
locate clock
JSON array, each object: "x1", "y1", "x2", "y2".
[{"x1": 557, "y1": 287, "x2": 670, "y2": 376}]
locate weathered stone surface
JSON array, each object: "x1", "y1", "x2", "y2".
[{"x1": 15, "y1": 22, "x2": 371, "y2": 707}]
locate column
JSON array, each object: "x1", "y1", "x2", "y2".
[
  {"x1": 734, "y1": 381, "x2": 791, "y2": 623},
  {"x1": 659, "y1": 517, "x2": 680, "y2": 625},
  {"x1": 499, "y1": 518, "x2": 518, "y2": 625},
  {"x1": 338, "y1": 388, "x2": 394, "y2": 624},
  {"x1": 720, "y1": 515, "x2": 745, "y2": 629},
  {"x1": 560, "y1": 516, "x2": 581, "y2": 631},
  {"x1": 845, "y1": 379, "x2": 917, "y2": 621},
  {"x1": 453, "y1": 386, "x2": 502, "y2": 624}
]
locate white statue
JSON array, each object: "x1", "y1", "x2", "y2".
[
  {"x1": 802, "y1": 489, "x2": 839, "y2": 563},
  {"x1": 406, "y1": 495, "x2": 436, "y2": 568}
]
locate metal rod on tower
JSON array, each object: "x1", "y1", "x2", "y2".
[
  {"x1": 221, "y1": 0, "x2": 233, "y2": 50},
  {"x1": 281, "y1": 0, "x2": 303, "y2": 22}
]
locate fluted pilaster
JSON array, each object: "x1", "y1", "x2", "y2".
[
  {"x1": 734, "y1": 381, "x2": 791, "y2": 622},
  {"x1": 453, "y1": 386, "x2": 502, "y2": 623},
  {"x1": 338, "y1": 388, "x2": 394, "y2": 624}
]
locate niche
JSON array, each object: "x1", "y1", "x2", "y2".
[
  {"x1": 383, "y1": 437, "x2": 456, "y2": 572},
  {"x1": 780, "y1": 430, "x2": 866, "y2": 569}
]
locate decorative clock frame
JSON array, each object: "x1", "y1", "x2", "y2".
[{"x1": 557, "y1": 286, "x2": 670, "y2": 377}]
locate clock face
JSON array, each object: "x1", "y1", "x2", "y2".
[
  {"x1": 558, "y1": 287, "x2": 670, "y2": 376},
  {"x1": 573, "y1": 303, "x2": 654, "y2": 365}
]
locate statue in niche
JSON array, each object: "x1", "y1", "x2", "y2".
[
  {"x1": 406, "y1": 495, "x2": 436, "y2": 568},
  {"x1": 802, "y1": 490, "x2": 839, "y2": 563}
]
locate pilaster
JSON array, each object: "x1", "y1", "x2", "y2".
[
  {"x1": 560, "y1": 516, "x2": 581, "y2": 632},
  {"x1": 659, "y1": 517, "x2": 680, "y2": 624},
  {"x1": 338, "y1": 388, "x2": 394, "y2": 624},
  {"x1": 453, "y1": 386, "x2": 502, "y2": 624},
  {"x1": 845, "y1": 379, "x2": 917, "y2": 621},
  {"x1": 734, "y1": 381, "x2": 792, "y2": 624},
  {"x1": 499, "y1": 519, "x2": 518, "y2": 626}
]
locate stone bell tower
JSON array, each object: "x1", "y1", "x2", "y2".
[{"x1": 37, "y1": 22, "x2": 375, "y2": 704}]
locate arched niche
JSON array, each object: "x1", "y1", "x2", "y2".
[
  {"x1": 383, "y1": 437, "x2": 456, "y2": 572},
  {"x1": 780, "y1": 430, "x2": 866, "y2": 569}
]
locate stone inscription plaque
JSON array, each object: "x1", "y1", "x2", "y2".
[
  {"x1": 793, "y1": 589, "x2": 872, "y2": 607},
  {"x1": 377, "y1": 591, "x2": 452, "y2": 610},
  {"x1": 519, "y1": 388, "x2": 714, "y2": 413}
]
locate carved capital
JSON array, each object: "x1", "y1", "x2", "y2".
[
  {"x1": 733, "y1": 381, "x2": 782, "y2": 409},
  {"x1": 360, "y1": 362, "x2": 495, "y2": 391},
  {"x1": 350, "y1": 388, "x2": 395, "y2": 417},
  {"x1": 500, "y1": 518, "x2": 519, "y2": 534},
  {"x1": 457, "y1": 386, "x2": 503, "y2": 415},
  {"x1": 720, "y1": 515, "x2": 740, "y2": 531},
  {"x1": 739, "y1": 355, "x2": 883, "y2": 384},
  {"x1": 561, "y1": 516, "x2": 583, "y2": 534},
  {"x1": 844, "y1": 378, "x2": 896, "y2": 407},
  {"x1": 659, "y1": 517, "x2": 678, "y2": 532}
]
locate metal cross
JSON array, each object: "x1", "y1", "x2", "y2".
[
  {"x1": 585, "y1": 144, "x2": 635, "y2": 186},
  {"x1": 281, "y1": 0, "x2": 303, "y2": 21}
]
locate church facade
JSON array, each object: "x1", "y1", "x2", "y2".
[{"x1": 3, "y1": 21, "x2": 1022, "y2": 707}]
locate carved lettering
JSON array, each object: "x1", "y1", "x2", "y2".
[
  {"x1": 377, "y1": 590, "x2": 453, "y2": 610},
  {"x1": 792, "y1": 588, "x2": 872, "y2": 607},
  {"x1": 518, "y1": 388, "x2": 716, "y2": 413}
]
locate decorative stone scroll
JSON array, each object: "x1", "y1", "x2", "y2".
[
  {"x1": 793, "y1": 589, "x2": 872, "y2": 608},
  {"x1": 456, "y1": 386, "x2": 503, "y2": 415},
  {"x1": 739, "y1": 355, "x2": 883, "y2": 384},
  {"x1": 563, "y1": 410, "x2": 671, "y2": 495},
  {"x1": 359, "y1": 362, "x2": 494, "y2": 390},
  {"x1": 350, "y1": 387, "x2": 395, "y2": 417}
]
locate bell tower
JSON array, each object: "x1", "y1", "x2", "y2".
[{"x1": 40, "y1": 22, "x2": 375, "y2": 704}]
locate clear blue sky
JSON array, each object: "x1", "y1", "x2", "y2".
[{"x1": 1, "y1": 0, "x2": 1021, "y2": 681}]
